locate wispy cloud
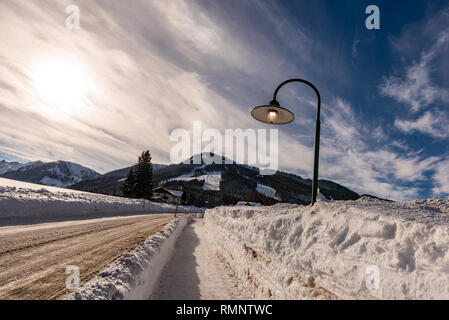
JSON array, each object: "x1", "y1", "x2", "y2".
[
  {"x1": 0, "y1": 0, "x2": 257, "y2": 172},
  {"x1": 0, "y1": 0, "x2": 339, "y2": 173},
  {"x1": 379, "y1": 8, "x2": 449, "y2": 113},
  {"x1": 380, "y1": 61, "x2": 449, "y2": 112},
  {"x1": 273, "y1": 97, "x2": 440, "y2": 201},
  {"x1": 316, "y1": 98, "x2": 439, "y2": 201},
  {"x1": 0, "y1": 0, "x2": 447, "y2": 200},
  {"x1": 395, "y1": 111, "x2": 449, "y2": 139},
  {"x1": 374, "y1": 5, "x2": 449, "y2": 198},
  {"x1": 433, "y1": 160, "x2": 449, "y2": 196}
]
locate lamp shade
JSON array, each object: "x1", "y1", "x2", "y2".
[{"x1": 250, "y1": 103, "x2": 295, "y2": 125}]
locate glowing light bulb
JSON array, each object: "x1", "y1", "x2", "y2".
[{"x1": 267, "y1": 110, "x2": 278, "y2": 122}]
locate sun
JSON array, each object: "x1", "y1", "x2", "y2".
[{"x1": 31, "y1": 57, "x2": 92, "y2": 117}]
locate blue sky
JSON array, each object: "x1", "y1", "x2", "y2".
[{"x1": 0, "y1": 0, "x2": 448, "y2": 201}]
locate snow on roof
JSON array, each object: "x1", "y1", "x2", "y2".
[
  {"x1": 153, "y1": 187, "x2": 183, "y2": 198},
  {"x1": 166, "y1": 189, "x2": 183, "y2": 198}
]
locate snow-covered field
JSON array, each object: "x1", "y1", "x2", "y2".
[
  {"x1": 0, "y1": 178, "x2": 198, "y2": 223},
  {"x1": 205, "y1": 197, "x2": 449, "y2": 299},
  {"x1": 169, "y1": 172, "x2": 221, "y2": 191},
  {"x1": 256, "y1": 184, "x2": 280, "y2": 200},
  {"x1": 0, "y1": 177, "x2": 86, "y2": 193}
]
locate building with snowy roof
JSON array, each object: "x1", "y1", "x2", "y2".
[{"x1": 152, "y1": 187, "x2": 184, "y2": 205}]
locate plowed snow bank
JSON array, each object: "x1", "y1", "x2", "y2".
[
  {"x1": 0, "y1": 178, "x2": 198, "y2": 223},
  {"x1": 67, "y1": 216, "x2": 189, "y2": 300},
  {"x1": 205, "y1": 198, "x2": 449, "y2": 299}
]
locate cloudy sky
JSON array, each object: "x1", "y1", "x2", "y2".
[{"x1": 0, "y1": 0, "x2": 448, "y2": 201}]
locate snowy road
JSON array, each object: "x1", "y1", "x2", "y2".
[
  {"x1": 0, "y1": 213, "x2": 175, "y2": 300},
  {"x1": 149, "y1": 219, "x2": 253, "y2": 300}
]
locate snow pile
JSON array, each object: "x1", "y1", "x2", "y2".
[
  {"x1": 0, "y1": 178, "x2": 199, "y2": 223},
  {"x1": 205, "y1": 198, "x2": 449, "y2": 299},
  {"x1": 256, "y1": 184, "x2": 280, "y2": 200},
  {"x1": 407, "y1": 198, "x2": 449, "y2": 214},
  {"x1": 317, "y1": 191, "x2": 330, "y2": 202},
  {"x1": 67, "y1": 216, "x2": 190, "y2": 300},
  {"x1": 235, "y1": 201, "x2": 262, "y2": 207}
]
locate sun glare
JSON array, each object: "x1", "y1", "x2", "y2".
[{"x1": 31, "y1": 57, "x2": 92, "y2": 117}]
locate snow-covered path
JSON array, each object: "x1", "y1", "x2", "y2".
[{"x1": 149, "y1": 219, "x2": 252, "y2": 300}]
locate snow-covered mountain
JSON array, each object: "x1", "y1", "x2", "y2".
[
  {"x1": 1, "y1": 154, "x2": 360, "y2": 206},
  {"x1": 0, "y1": 160, "x2": 25, "y2": 175},
  {"x1": 0, "y1": 160, "x2": 100, "y2": 187},
  {"x1": 71, "y1": 153, "x2": 360, "y2": 206}
]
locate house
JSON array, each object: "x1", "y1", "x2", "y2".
[{"x1": 152, "y1": 187, "x2": 184, "y2": 205}]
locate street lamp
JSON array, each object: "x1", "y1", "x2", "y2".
[{"x1": 250, "y1": 78, "x2": 321, "y2": 205}]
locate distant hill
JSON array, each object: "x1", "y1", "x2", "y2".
[
  {"x1": 0, "y1": 160, "x2": 100, "y2": 187},
  {"x1": 70, "y1": 164, "x2": 166, "y2": 195},
  {"x1": 70, "y1": 153, "x2": 360, "y2": 206},
  {"x1": 0, "y1": 154, "x2": 360, "y2": 207},
  {"x1": 0, "y1": 160, "x2": 24, "y2": 175}
]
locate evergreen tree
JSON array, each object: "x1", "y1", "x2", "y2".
[
  {"x1": 121, "y1": 166, "x2": 137, "y2": 198},
  {"x1": 134, "y1": 150, "x2": 153, "y2": 199}
]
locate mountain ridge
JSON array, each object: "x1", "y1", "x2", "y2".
[
  {"x1": 0, "y1": 154, "x2": 361, "y2": 206},
  {"x1": 0, "y1": 160, "x2": 100, "y2": 187},
  {"x1": 72, "y1": 153, "x2": 360, "y2": 206}
]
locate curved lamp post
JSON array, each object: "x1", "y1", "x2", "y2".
[{"x1": 250, "y1": 78, "x2": 321, "y2": 205}]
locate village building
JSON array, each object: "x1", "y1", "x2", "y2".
[{"x1": 152, "y1": 187, "x2": 184, "y2": 205}]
